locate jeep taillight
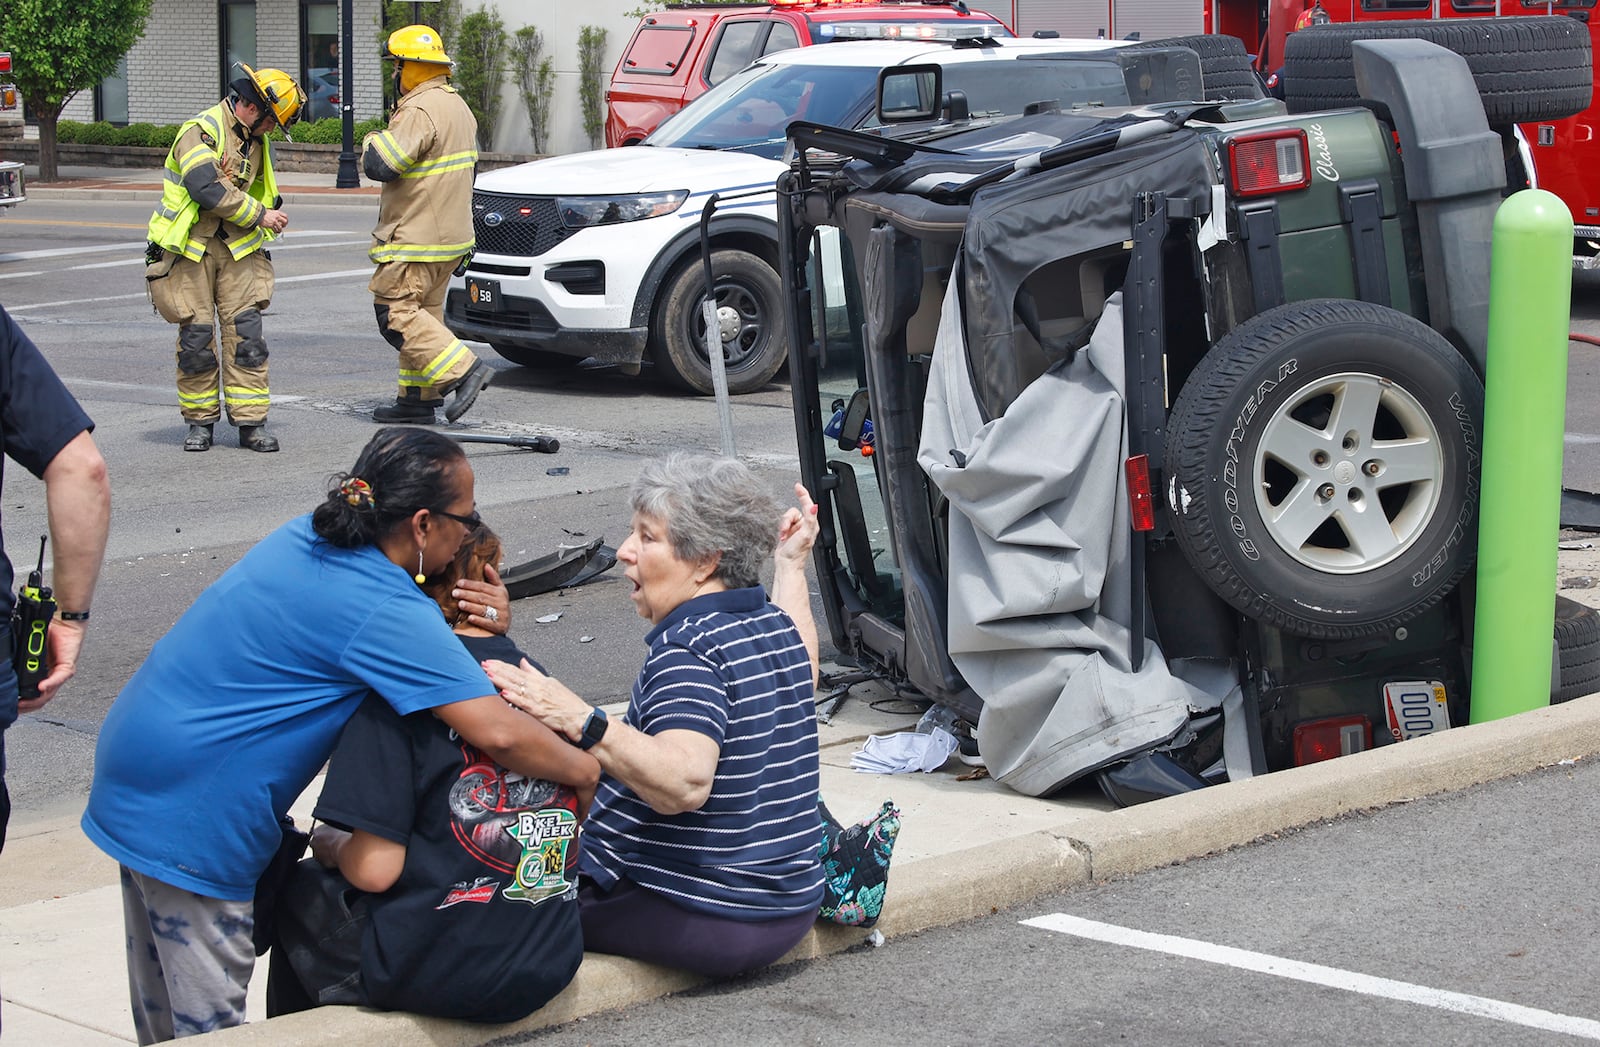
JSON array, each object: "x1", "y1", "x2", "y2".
[
  {"x1": 1125, "y1": 455, "x2": 1154, "y2": 532},
  {"x1": 1226, "y1": 130, "x2": 1311, "y2": 198}
]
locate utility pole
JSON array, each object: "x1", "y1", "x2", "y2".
[{"x1": 336, "y1": 0, "x2": 359, "y2": 188}]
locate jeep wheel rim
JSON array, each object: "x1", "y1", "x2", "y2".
[{"x1": 1253, "y1": 371, "x2": 1443, "y2": 574}]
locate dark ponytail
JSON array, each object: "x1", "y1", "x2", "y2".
[{"x1": 311, "y1": 428, "x2": 467, "y2": 548}]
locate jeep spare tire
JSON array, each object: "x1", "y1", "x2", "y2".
[
  {"x1": 1130, "y1": 34, "x2": 1265, "y2": 101},
  {"x1": 1165, "y1": 299, "x2": 1484, "y2": 640},
  {"x1": 652, "y1": 248, "x2": 788, "y2": 395},
  {"x1": 1281, "y1": 16, "x2": 1592, "y2": 125}
]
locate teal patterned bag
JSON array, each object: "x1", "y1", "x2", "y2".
[{"x1": 817, "y1": 799, "x2": 901, "y2": 928}]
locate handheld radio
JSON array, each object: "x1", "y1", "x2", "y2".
[{"x1": 13, "y1": 535, "x2": 55, "y2": 699}]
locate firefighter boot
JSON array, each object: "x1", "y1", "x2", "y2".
[
  {"x1": 239, "y1": 425, "x2": 280, "y2": 453},
  {"x1": 184, "y1": 423, "x2": 214, "y2": 452},
  {"x1": 372, "y1": 387, "x2": 438, "y2": 424},
  {"x1": 444, "y1": 359, "x2": 492, "y2": 423}
]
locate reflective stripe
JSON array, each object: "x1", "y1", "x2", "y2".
[
  {"x1": 227, "y1": 226, "x2": 266, "y2": 258},
  {"x1": 176, "y1": 145, "x2": 215, "y2": 175},
  {"x1": 368, "y1": 131, "x2": 414, "y2": 174},
  {"x1": 179, "y1": 390, "x2": 221, "y2": 408},
  {"x1": 400, "y1": 150, "x2": 478, "y2": 178},
  {"x1": 420, "y1": 341, "x2": 472, "y2": 384},
  {"x1": 224, "y1": 389, "x2": 271, "y2": 406},
  {"x1": 368, "y1": 241, "x2": 475, "y2": 264},
  {"x1": 397, "y1": 368, "x2": 431, "y2": 389},
  {"x1": 223, "y1": 196, "x2": 261, "y2": 227}
]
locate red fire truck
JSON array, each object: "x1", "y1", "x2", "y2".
[{"x1": 998, "y1": 1, "x2": 1596, "y2": 265}]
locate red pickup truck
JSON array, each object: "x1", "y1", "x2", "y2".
[{"x1": 604, "y1": 0, "x2": 1012, "y2": 148}]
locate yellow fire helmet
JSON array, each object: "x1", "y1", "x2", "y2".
[
  {"x1": 233, "y1": 63, "x2": 306, "y2": 129},
  {"x1": 384, "y1": 25, "x2": 453, "y2": 67}
]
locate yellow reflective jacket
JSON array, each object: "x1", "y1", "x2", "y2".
[
  {"x1": 361, "y1": 77, "x2": 478, "y2": 265},
  {"x1": 147, "y1": 100, "x2": 279, "y2": 262}
]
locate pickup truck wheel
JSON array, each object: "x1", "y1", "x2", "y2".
[
  {"x1": 652, "y1": 249, "x2": 787, "y2": 395},
  {"x1": 1282, "y1": 16, "x2": 1592, "y2": 125},
  {"x1": 1553, "y1": 596, "x2": 1600, "y2": 704},
  {"x1": 1165, "y1": 299, "x2": 1484, "y2": 641},
  {"x1": 1132, "y1": 34, "x2": 1264, "y2": 101},
  {"x1": 488, "y1": 343, "x2": 580, "y2": 369}
]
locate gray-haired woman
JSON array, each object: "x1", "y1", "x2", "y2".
[{"x1": 484, "y1": 452, "x2": 823, "y2": 977}]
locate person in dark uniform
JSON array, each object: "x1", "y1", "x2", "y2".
[{"x1": 0, "y1": 303, "x2": 111, "y2": 852}]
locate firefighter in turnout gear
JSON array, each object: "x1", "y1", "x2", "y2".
[
  {"x1": 363, "y1": 25, "x2": 490, "y2": 424},
  {"x1": 145, "y1": 64, "x2": 303, "y2": 453}
]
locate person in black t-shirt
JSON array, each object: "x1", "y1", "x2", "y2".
[{"x1": 267, "y1": 525, "x2": 599, "y2": 1022}]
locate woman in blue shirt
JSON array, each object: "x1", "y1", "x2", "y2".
[{"x1": 83, "y1": 428, "x2": 548, "y2": 1045}]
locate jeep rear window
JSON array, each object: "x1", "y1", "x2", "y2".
[
  {"x1": 622, "y1": 25, "x2": 696, "y2": 75},
  {"x1": 944, "y1": 61, "x2": 1130, "y2": 118}
]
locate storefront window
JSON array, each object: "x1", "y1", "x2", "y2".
[
  {"x1": 221, "y1": 0, "x2": 258, "y2": 94},
  {"x1": 97, "y1": 56, "x2": 129, "y2": 125},
  {"x1": 302, "y1": 1, "x2": 340, "y2": 122}
]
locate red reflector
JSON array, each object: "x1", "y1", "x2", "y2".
[
  {"x1": 519, "y1": 207, "x2": 532, "y2": 216},
  {"x1": 1292, "y1": 715, "x2": 1372, "y2": 766},
  {"x1": 1227, "y1": 130, "x2": 1311, "y2": 197},
  {"x1": 1125, "y1": 454, "x2": 1154, "y2": 532},
  {"x1": 0, "y1": 53, "x2": 11, "y2": 75}
]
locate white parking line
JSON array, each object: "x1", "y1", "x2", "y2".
[
  {"x1": 5, "y1": 269, "x2": 374, "y2": 311},
  {"x1": 1021, "y1": 913, "x2": 1600, "y2": 1041}
]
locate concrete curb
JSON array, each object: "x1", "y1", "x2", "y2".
[{"x1": 195, "y1": 694, "x2": 1600, "y2": 1045}]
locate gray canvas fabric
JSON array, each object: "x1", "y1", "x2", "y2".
[{"x1": 918, "y1": 289, "x2": 1236, "y2": 796}]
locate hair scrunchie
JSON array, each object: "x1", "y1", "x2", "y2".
[{"x1": 339, "y1": 476, "x2": 376, "y2": 510}]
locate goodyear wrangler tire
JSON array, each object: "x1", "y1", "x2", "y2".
[
  {"x1": 1164, "y1": 299, "x2": 1484, "y2": 640},
  {"x1": 1281, "y1": 16, "x2": 1592, "y2": 125},
  {"x1": 1132, "y1": 34, "x2": 1265, "y2": 101}
]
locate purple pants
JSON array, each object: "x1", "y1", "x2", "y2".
[{"x1": 578, "y1": 876, "x2": 815, "y2": 978}]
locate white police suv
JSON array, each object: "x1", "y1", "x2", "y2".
[{"x1": 446, "y1": 36, "x2": 1138, "y2": 394}]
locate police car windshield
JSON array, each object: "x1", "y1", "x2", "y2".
[
  {"x1": 644, "y1": 55, "x2": 1135, "y2": 158},
  {"x1": 646, "y1": 63, "x2": 879, "y2": 159}
]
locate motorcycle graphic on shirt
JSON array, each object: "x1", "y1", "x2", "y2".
[{"x1": 444, "y1": 744, "x2": 578, "y2": 907}]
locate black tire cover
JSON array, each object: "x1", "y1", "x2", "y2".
[
  {"x1": 1281, "y1": 16, "x2": 1593, "y2": 125},
  {"x1": 1165, "y1": 298, "x2": 1484, "y2": 640}
]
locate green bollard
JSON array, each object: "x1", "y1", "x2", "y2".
[{"x1": 1470, "y1": 189, "x2": 1573, "y2": 723}]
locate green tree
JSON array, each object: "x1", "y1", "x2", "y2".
[
  {"x1": 577, "y1": 25, "x2": 608, "y2": 150},
  {"x1": 454, "y1": 6, "x2": 508, "y2": 152},
  {"x1": 510, "y1": 26, "x2": 554, "y2": 154},
  {"x1": 0, "y1": 0, "x2": 152, "y2": 183}
]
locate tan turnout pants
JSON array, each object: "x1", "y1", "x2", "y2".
[
  {"x1": 370, "y1": 259, "x2": 478, "y2": 405},
  {"x1": 148, "y1": 238, "x2": 275, "y2": 426}
]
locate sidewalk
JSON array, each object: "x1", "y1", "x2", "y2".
[
  {"x1": 16, "y1": 164, "x2": 380, "y2": 206},
  {"x1": 5, "y1": 673, "x2": 1600, "y2": 1046}
]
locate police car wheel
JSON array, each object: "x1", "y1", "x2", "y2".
[{"x1": 652, "y1": 248, "x2": 788, "y2": 396}]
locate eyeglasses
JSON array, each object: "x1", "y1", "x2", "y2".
[{"x1": 432, "y1": 507, "x2": 482, "y2": 529}]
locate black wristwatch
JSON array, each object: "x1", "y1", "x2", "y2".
[{"x1": 577, "y1": 706, "x2": 609, "y2": 750}]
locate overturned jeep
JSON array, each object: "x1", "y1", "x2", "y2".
[{"x1": 777, "y1": 33, "x2": 1600, "y2": 802}]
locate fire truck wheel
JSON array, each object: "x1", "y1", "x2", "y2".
[
  {"x1": 652, "y1": 248, "x2": 788, "y2": 396},
  {"x1": 1164, "y1": 299, "x2": 1484, "y2": 641},
  {"x1": 1281, "y1": 16, "x2": 1592, "y2": 125},
  {"x1": 1553, "y1": 596, "x2": 1600, "y2": 704},
  {"x1": 1131, "y1": 34, "x2": 1265, "y2": 101}
]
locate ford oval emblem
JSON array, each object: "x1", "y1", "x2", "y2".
[{"x1": 484, "y1": 212, "x2": 504, "y2": 227}]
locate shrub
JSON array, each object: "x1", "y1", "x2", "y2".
[
  {"x1": 578, "y1": 25, "x2": 607, "y2": 150},
  {"x1": 75, "y1": 121, "x2": 120, "y2": 146},
  {"x1": 455, "y1": 6, "x2": 509, "y2": 152},
  {"x1": 511, "y1": 25, "x2": 553, "y2": 154}
]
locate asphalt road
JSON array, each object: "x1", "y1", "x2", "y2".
[
  {"x1": 515, "y1": 757, "x2": 1600, "y2": 1047},
  {"x1": 0, "y1": 197, "x2": 814, "y2": 827}
]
